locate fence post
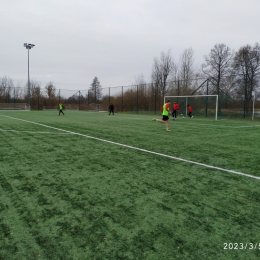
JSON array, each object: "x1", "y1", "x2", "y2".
[
  {"x1": 136, "y1": 85, "x2": 138, "y2": 113},
  {"x1": 14, "y1": 88, "x2": 16, "y2": 108},
  {"x1": 252, "y1": 90, "x2": 255, "y2": 120},
  {"x1": 109, "y1": 87, "x2": 110, "y2": 107},
  {"x1": 79, "y1": 91, "x2": 80, "y2": 110},
  {"x1": 206, "y1": 78, "x2": 209, "y2": 117},
  {"x1": 244, "y1": 73, "x2": 248, "y2": 118},
  {"x1": 122, "y1": 86, "x2": 123, "y2": 112},
  {"x1": 154, "y1": 84, "x2": 157, "y2": 114}
]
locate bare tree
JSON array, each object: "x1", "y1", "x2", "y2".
[
  {"x1": 233, "y1": 43, "x2": 260, "y2": 112},
  {"x1": 45, "y1": 82, "x2": 56, "y2": 100},
  {"x1": 177, "y1": 47, "x2": 196, "y2": 94},
  {"x1": 151, "y1": 50, "x2": 176, "y2": 101},
  {"x1": 28, "y1": 80, "x2": 41, "y2": 98},
  {"x1": 202, "y1": 44, "x2": 234, "y2": 113},
  {"x1": 134, "y1": 74, "x2": 150, "y2": 110},
  {"x1": 202, "y1": 44, "x2": 233, "y2": 92},
  {"x1": 14, "y1": 82, "x2": 24, "y2": 102},
  {"x1": 134, "y1": 74, "x2": 146, "y2": 86},
  {"x1": 28, "y1": 80, "x2": 41, "y2": 109},
  {"x1": 0, "y1": 76, "x2": 14, "y2": 102}
]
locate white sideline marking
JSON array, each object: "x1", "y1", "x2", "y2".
[
  {"x1": 1, "y1": 114, "x2": 260, "y2": 181},
  {"x1": 0, "y1": 129, "x2": 70, "y2": 135}
]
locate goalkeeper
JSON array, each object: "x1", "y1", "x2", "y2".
[
  {"x1": 172, "y1": 101, "x2": 179, "y2": 120},
  {"x1": 152, "y1": 100, "x2": 171, "y2": 132}
]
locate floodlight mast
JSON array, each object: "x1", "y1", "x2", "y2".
[{"x1": 23, "y1": 43, "x2": 35, "y2": 109}]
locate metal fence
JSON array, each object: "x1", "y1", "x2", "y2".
[{"x1": 0, "y1": 77, "x2": 259, "y2": 118}]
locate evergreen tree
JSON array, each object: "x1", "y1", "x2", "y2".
[{"x1": 90, "y1": 77, "x2": 102, "y2": 103}]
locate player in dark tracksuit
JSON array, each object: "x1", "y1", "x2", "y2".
[{"x1": 109, "y1": 103, "x2": 114, "y2": 115}]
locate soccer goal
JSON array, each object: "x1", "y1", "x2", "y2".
[
  {"x1": 0, "y1": 103, "x2": 29, "y2": 110},
  {"x1": 164, "y1": 95, "x2": 219, "y2": 120}
]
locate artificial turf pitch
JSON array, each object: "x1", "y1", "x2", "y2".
[{"x1": 0, "y1": 110, "x2": 260, "y2": 260}]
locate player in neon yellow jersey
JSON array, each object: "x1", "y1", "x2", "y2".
[
  {"x1": 152, "y1": 99, "x2": 171, "y2": 131},
  {"x1": 58, "y1": 103, "x2": 65, "y2": 116}
]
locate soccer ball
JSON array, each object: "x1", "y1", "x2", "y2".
[{"x1": 181, "y1": 113, "x2": 183, "y2": 116}]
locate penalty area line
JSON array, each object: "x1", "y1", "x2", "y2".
[{"x1": 1, "y1": 114, "x2": 260, "y2": 181}]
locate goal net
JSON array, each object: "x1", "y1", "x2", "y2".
[
  {"x1": 164, "y1": 95, "x2": 218, "y2": 120},
  {"x1": 0, "y1": 103, "x2": 29, "y2": 110},
  {"x1": 87, "y1": 103, "x2": 108, "y2": 112}
]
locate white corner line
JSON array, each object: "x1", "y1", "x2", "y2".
[{"x1": 1, "y1": 114, "x2": 259, "y2": 181}]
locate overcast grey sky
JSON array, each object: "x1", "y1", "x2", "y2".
[{"x1": 1, "y1": 0, "x2": 259, "y2": 90}]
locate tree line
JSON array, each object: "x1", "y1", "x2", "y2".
[
  {"x1": 146, "y1": 43, "x2": 260, "y2": 113},
  {"x1": 91, "y1": 43, "x2": 260, "y2": 114},
  {"x1": 1, "y1": 43, "x2": 260, "y2": 113},
  {"x1": 0, "y1": 77, "x2": 60, "y2": 109}
]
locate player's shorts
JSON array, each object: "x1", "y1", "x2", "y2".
[{"x1": 162, "y1": 115, "x2": 169, "y2": 121}]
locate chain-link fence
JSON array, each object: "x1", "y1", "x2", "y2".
[{"x1": 0, "y1": 76, "x2": 259, "y2": 118}]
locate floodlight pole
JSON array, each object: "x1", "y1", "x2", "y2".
[
  {"x1": 23, "y1": 43, "x2": 35, "y2": 110},
  {"x1": 28, "y1": 48, "x2": 30, "y2": 108}
]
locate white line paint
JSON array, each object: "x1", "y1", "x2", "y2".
[
  {"x1": 109, "y1": 116, "x2": 260, "y2": 129},
  {"x1": 0, "y1": 129, "x2": 71, "y2": 135},
  {"x1": 1, "y1": 114, "x2": 260, "y2": 181},
  {"x1": 232, "y1": 125, "x2": 260, "y2": 128},
  {"x1": 181, "y1": 122, "x2": 260, "y2": 129}
]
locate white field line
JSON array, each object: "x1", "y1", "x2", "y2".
[
  {"x1": 230, "y1": 125, "x2": 260, "y2": 128},
  {"x1": 0, "y1": 110, "x2": 30, "y2": 112},
  {"x1": 113, "y1": 116, "x2": 260, "y2": 129},
  {"x1": 44, "y1": 111, "x2": 259, "y2": 129},
  {"x1": 0, "y1": 129, "x2": 71, "y2": 135},
  {"x1": 1, "y1": 114, "x2": 260, "y2": 181},
  {"x1": 115, "y1": 116, "x2": 147, "y2": 120},
  {"x1": 181, "y1": 122, "x2": 260, "y2": 129}
]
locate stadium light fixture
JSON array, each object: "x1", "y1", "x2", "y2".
[{"x1": 23, "y1": 43, "x2": 35, "y2": 109}]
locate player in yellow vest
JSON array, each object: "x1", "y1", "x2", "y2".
[
  {"x1": 58, "y1": 103, "x2": 65, "y2": 116},
  {"x1": 152, "y1": 100, "x2": 171, "y2": 131}
]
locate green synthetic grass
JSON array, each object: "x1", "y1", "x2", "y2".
[{"x1": 1, "y1": 111, "x2": 260, "y2": 260}]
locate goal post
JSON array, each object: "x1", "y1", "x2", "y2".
[
  {"x1": 0, "y1": 103, "x2": 29, "y2": 110},
  {"x1": 164, "y1": 95, "x2": 219, "y2": 120}
]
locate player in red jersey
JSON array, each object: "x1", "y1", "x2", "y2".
[
  {"x1": 187, "y1": 104, "x2": 193, "y2": 118},
  {"x1": 172, "y1": 101, "x2": 179, "y2": 120}
]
